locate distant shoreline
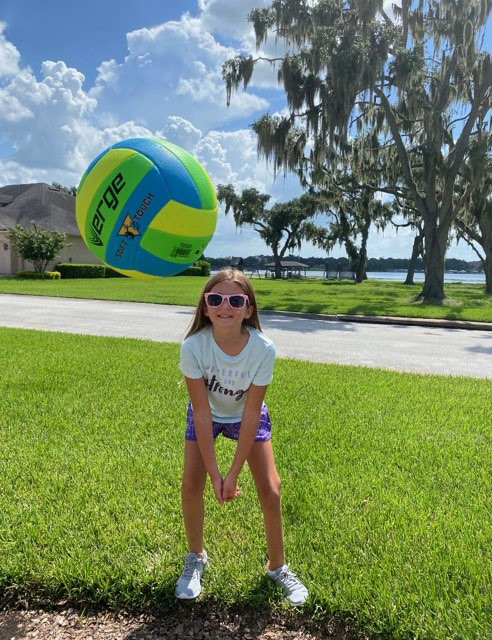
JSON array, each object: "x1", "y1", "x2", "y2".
[{"x1": 212, "y1": 269, "x2": 486, "y2": 284}]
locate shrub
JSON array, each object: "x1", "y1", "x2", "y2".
[
  {"x1": 196, "y1": 260, "x2": 211, "y2": 276},
  {"x1": 55, "y1": 263, "x2": 106, "y2": 278},
  {"x1": 176, "y1": 266, "x2": 202, "y2": 276},
  {"x1": 17, "y1": 271, "x2": 61, "y2": 280},
  {"x1": 176, "y1": 260, "x2": 211, "y2": 276},
  {"x1": 8, "y1": 223, "x2": 67, "y2": 273}
]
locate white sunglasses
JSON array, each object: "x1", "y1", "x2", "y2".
[{"x1": 204, "y1": 292, "x2": 250, "y2": 309}]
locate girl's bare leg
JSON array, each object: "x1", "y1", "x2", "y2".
[
  {"x1": 181, "y1": 440, "x2": 208, "y2": 554},
  {"x1": 247, "y1": 441, "x2": 285, "y2": 570}
]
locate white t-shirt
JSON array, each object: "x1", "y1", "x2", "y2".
[{"x1": 179, "y1": 325, "x2": 276, "y2": 422}]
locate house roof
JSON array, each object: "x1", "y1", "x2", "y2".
[
  {"x1": 0, "y1": 183, "x2": 79, "y2": 235},
  {"x1": 264, "y1": 261, "x2": 308, "y2": 268}
]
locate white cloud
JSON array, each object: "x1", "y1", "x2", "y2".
[
  {"x1": 0, "y1": 61, "x2": 99, "y2": 172},
  {"x1": 195, "y1": 129, "x2": 262, "y2": 187},
  {"x1": 91, "y1": 13, "x2": 269, "y2": 132},
  {"x1": 0, "y1": 159, "x2": 50, "y2": 185},
  {"x1": 0, "y1": 22, "x2": 20, "y2": 76},
  {"x1": 159, "y1": 116, "x2": 202, "y2": 150},
  {"x1": 199, "y1": 0, "x2": 271, "y2": 41},
  {"x1": 199, "y1": 0, "x2": 294, "y2": 93},
  {"x1": 0, "y1": 88, "x2": 32, "y2": 122}
]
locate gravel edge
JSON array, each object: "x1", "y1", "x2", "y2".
[{"x1": 0, "y1": 605, "x2": 370, "y2": 640}]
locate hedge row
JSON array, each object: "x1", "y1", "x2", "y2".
[
  {"x1": 51, "y1": 260, "x2": 211, "y2": 278},
  {"x1": 54, "y1": 264, "x2": 128, "y2": 278},
  {"x1": 17, "y1": 271, "x2": 61, "y2": 280}
]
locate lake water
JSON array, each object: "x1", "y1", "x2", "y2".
[
  {"x1": 329, "y1": 271, "x2": 484, "y2": 283},
  {"x1": 237, "y1": 270, "x2": 486, "y2": 284},
  {"x1": 370, "y1": 271, "x2": 485, "y2": 284}
]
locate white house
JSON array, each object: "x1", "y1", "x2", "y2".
[{"x1": 0, "y1": 183, "x2": 101, "y2": 274}]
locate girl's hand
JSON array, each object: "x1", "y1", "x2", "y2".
[
  {"x1": 211, "y1": 474, "x2": 224, "y2": 506},
  {"x1": 222, "y1": 473, "x2": 240, "y2": 502}
]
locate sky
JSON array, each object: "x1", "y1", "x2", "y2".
[{"x1": 0, "y1": 0, "x2": 489, "y2": 261}]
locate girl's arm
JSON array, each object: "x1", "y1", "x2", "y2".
[
  {"x1": 184, "y1": 376, "x2": 223, "y2": 505},
  {"x1": 223, "y1": 383, "x2": 268, "y2": 500}
]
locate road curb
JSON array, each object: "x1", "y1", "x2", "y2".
[{"x1": 260, "y1": 309, "x2": 492, "y2": 331}]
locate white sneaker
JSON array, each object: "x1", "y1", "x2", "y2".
[
  {"x1": 175, "y1": 551, "x2": 208, "y2": 599},
  {"x1": 267, "y1": 564, "x2": 308, "y2": 606}
]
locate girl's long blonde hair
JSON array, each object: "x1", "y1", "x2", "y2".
[{"x1": 184, "y1": 268, "x2": 262, "y2": 339}]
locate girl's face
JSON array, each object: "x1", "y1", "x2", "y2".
[{"x1": 203, "y1": 281, "x2": 253, "y2": 330}]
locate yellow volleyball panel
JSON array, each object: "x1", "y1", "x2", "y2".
[
  {"x1": 104, "y1": 266, "x2": 160, "y2": 281},
  {"x1": 148, "y1": 199, "x2": 217, "y2": 238},
  {"x1": 76, "y1": 148, "x2": 138, "y2": 236},
  {"x1": 140, "y1": 227, "x2": 213, "y2": 264}
]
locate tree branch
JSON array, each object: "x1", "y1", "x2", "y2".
[
  {"x1": 379, "y1": 9, "x2": 394, "y2": 27},
  {"x1": 374, "y1": 87, "x2": 427, "y2": 214},
  {"x1": 447, "y1": 60, "x2": 492, "y2": 178},
  {"x1": 440, "y1": 63, "x2": 492, "y2": 227},
  {"x1": 390, "y1": 220, "x2": 414, "y2": 228},
  {"x1": 255, "y1": 56, "x2": 285, "y2": 65},
  {"x1": 448, "y1": 112, "x2": 472, "y2": 128},
  {"x1": 455, "y1": 218, "x2": 482, "y2": 246},
  {"x1": 454, "y1": 219, "x2": 485, "y2": 264}
]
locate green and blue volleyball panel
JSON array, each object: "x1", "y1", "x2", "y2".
[{"x1": 75, "y1": 138, "x2": 218, "y2": 279}]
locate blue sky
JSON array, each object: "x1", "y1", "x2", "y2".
[
  {"x1": 0, "y1": 1, "x2": 489, "y2": 260},
  {"x1": 2, "y1": 0, "x2": 199, "y2": 86}
]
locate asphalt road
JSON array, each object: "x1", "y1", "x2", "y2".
[{"x1": 1, "y1": 294, "x2": 491, "y2": 378}]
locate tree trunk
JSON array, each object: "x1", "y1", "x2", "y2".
[
  {"x1": 485, "y1": 257, "x2": 492, "y2": 294},
  {"x1": 272, "y1": 248, "x2": 282, "y2": 278},
  {"x1": 344, "y1": 243, "x2": 366, "y2": 283},
  {"x1": 405, "y1": 230, "x2": 423, "y2": 285},
  {"x1": 355, "y1": 216, "x2": 370, "y2": 283},
  {"x1": 419, "y1": 227, "x2": 446, "y2": 302},
  {"x1": 479, "y1": 216, "x2": 492, "y2": 295},
  {"x1": 343, "y1": 215, "x2": 370, "y2": 284},
  {"x1": 355, "y1": 254, "x2": 367, "y2": 283}
]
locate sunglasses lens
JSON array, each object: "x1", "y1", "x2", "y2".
[
  {"x1": 207, "y1": 294, "x2": 223, "y2": 307},
  {"x1": 229, "y1": 295, "x2": 245, "y2": 308},
  {"x1": 230, "y1": 296, "x2": 246, "y2": 309}
]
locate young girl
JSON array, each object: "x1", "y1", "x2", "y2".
[{"x1": 176, "y1": 268, "x2": 308, "y2": 606}]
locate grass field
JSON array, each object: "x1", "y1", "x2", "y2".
[
  {"x1": 1, "y1": 327, "x2": 491, "y2": 639},
  {"x1": 0, "y1": 276, "x2": 491, "y2": 322}
]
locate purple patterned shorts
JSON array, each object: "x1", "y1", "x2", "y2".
[{"x1": 185, "y1": 403, "x2": 272, "y2": 442}]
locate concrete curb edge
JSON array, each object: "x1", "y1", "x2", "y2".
[{"x1": 259, "y1": 309, "x2": 492, "y2": 331}]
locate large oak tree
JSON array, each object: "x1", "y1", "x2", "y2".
[{"x1": 223, "y1": 0, "x2": 492, "y2": 301}]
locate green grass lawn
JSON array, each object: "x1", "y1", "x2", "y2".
[
  {"x1": 0, "y1": 276, "x2": 491, "y2": 322},
  {"x1": 1, "y1": 327, "x2": 491, "y2": 639}
]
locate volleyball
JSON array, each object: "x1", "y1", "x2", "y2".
[{"x1": 75, "y1": 138, "x2": 218, "y2": 279}]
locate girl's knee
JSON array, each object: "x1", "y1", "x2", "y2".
[
  {"x1": 257, "y1": 475, "x2": 281, "y2": 508},
  {"x1": 181, "y1": 474, "x2": 206, "y2": 496}
]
